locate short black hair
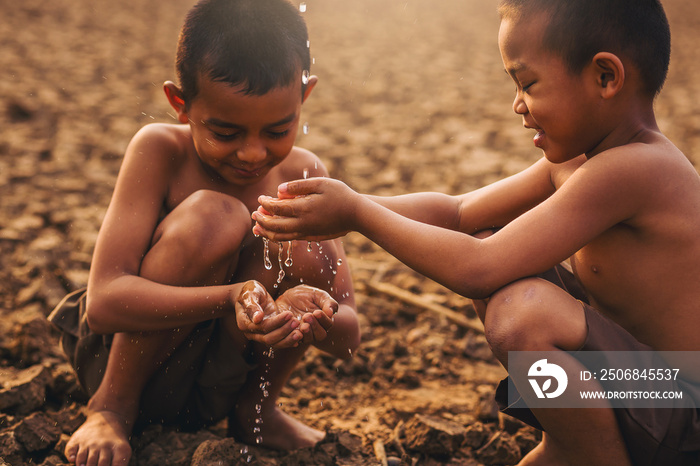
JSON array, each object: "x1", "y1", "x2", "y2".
[
  {"x1": 498, "y1": 0, "x2": 671, "y2": 97},
  {"x1": 176, "y1": 0, "x2": 310, "y2": 102}
]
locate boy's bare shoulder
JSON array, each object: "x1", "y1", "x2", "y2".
[
  {"x1": 278, "y1": 145, "x2": 328, "y2": 178},
  {"x1": 564, "y1": 132, "x2": 694, "y2": 197},
  {"x1": 129, "y1": 123, "x2": 191, "y2": 158}
]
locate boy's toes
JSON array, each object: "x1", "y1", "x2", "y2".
[{"x1": 64, "y1": 439, "x2": 81, "y2": 464}]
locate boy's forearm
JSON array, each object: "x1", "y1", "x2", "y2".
[
  {"x1": 365, "y1": 192, "x2": 462, "y2": 231},
  {"x1": 86, "y1": 275, "x2": 243, "y2": 334},
  {"x1": 351, "y1": 196, "x2": 495, "y2": 299}
]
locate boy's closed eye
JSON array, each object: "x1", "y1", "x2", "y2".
[
  {"x1": 211, "y1": 128, "x2": 290, "y2": 141},
  {"x1": 212, "y1": 130, "x2": 242, "y2": 141},
  {"x1": 521, "y1": 81, "x2": 536, "y2": 93},
  {"x1": 267, "y1": 129, "x2": 290, "y2": 140}
]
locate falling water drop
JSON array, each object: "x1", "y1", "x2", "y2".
[
  {"x1": 301, "y1": 69, "x2": 310, "y2": 85},
  {"x1": 262, "y1": 238, "x2": 272, "y2": 270},
  {"x1": 303, "y1": 121, "x2": 310, "y2": 134},
  {"x1": 285, "y1": 241, "x2": 293, "y2": 267},
  {"x1": 307, "y1": 241, "x2": 313, "y2": 252},
  {"x1": 276, "y1": 242, "x2": 285, "y2": 284},
  {"x1": 299, "y1": 2, "x2": 306, "y2": 12}
]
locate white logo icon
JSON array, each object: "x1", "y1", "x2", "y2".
[{"x1": 528, "y1": 359, "x2": 568, "y2": 399}]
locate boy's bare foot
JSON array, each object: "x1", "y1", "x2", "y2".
[
  {"x1": 65, "y1": 409, "x2": 133, "y2": 466},
  {"x1": 231, "y1": 406, "x2": 324, "y2": 450}
]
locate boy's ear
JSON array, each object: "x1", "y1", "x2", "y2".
[
  {"x1": 301, "y1": 75, "x2": 318, "y2": 104},
  {"x1": 591, "y1": 52, "x2": 625, "y2": 99},
  {"x1": 163, "y1": 81, "x2": 190, "y2": 124}
]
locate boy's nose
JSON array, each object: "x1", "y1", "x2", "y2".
[
  {"x1": 237, "y1": 139, "x2": 266, "y2": 164},
  {"x1": 513, "y1": 92, "x2": 527, "y2": 115}
]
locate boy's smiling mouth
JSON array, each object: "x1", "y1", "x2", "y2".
[
  {"x1": 533, "y1": 129, "x2": 545, "y2": 148},
  {"x1": 234, "y1": 165, "x2": 267, "y2": 178}
]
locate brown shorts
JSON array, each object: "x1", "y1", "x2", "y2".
[
  {"x1": 48, "y1": 289, "x2": 255, "y2": 429},
  {"x1": 494, "y1": 265, "x2": 700, "y2": 466}
]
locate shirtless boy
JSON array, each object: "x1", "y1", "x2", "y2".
[
  {"x1": 253, "y1": 0, "x2": 700, "y2": 464},
  {"x1": 49, "y1": 1, "x2": 360, "y2": 465}
]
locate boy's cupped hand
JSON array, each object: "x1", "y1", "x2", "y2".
[
  {"x1": 252, "y1": 177, "x2": 356, "y2": 242},
  {"x1": 235, "y1": 280, "x2": 338, "y2": 348}
]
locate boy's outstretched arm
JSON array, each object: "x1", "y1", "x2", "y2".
[
  {"x1": 254, "y1": 152, "x2": 646, "y2": 299},
  {"x1": 363, "y1": 157, "x2": 558, "y2": 234}
]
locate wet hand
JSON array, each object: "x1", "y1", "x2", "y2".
[
  {"x1": 235, "y1": 281, "x2": 304, "y2": 348},
  {"x1": 275, "y1": 285, "x2": 338, "y2": 344},
  {"x1": 251, "y1": 177, "x2": 355, "y2": 242}
]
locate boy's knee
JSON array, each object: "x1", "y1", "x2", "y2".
[
  {"x1": 484, "y1": 278, "x2": 586, "y2": 358},
  {"x1": 157, "y1": 190, "x2": 251, "y2": 252}
]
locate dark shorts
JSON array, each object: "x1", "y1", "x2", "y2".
[
  {"x1": 48, "y1": 289, "x2": 255, "y2": 429},
  {"x1": 494, "y1": 265, "x2": 700, "y2": 466}
]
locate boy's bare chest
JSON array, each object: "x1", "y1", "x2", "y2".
[{"x1": 571, "y1": 225, "x2": 700, "y2": 350}]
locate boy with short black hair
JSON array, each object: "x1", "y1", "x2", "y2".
[
  {"x1": 253, "y1": 0, "x2": 700, "y2": 464},
  {"x1": 49, "y1": 1, "x2": 360, "y2": 465}
]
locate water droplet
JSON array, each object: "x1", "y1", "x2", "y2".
[
  {"x1": 277, "y1": 242, "x2": 285, "y2": 283},
  {"x1": 240, "y1": 446, "x2": 249, "y2": 455},
  {"x1": 255, "y1": 417, "x2": 263, "y2": 425},
  {"x1": 299, "y1": 2, "x2": 306, "y2": 12},
  {"x1": 302, "y1": 69, "x2": 310, "y2": 85},
  {"x1": 285, "y1": 241, "x2": 293, "y2": 267},
  {"x1": 254, "y1": 426, "x2": 261, "y2": 433},
  {"x1": 306, "y1": 241, "x2": 313, "y2": 252},
  {"x1": 337, "y1": 258, "x2": 343, "y2": 266},
  {"x1": 303, "y1": 121, "x2": 310, "y2": 135},
  {"x1": 263, "y1": 238, "x2": 272, "y2": 270},
  {"x1": 255, "y1": 404, "x2": 262, "y2": 413},
  {"x1": 246, "y1": 455, "x2": 253, "y2": 463},
  {"x1": 256, "y1": 436, "x2": 263, "y2": 444}
]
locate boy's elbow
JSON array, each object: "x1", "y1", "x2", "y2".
[
  {"x1": 453, "y1": 269, "x2": 502, "y2": 300},
  {"x1": 85, "y1": 291, "x2": 116, "y2": 334}
]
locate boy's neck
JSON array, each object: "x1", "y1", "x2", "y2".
[{"x1": 586, "y1": 98, "x2": 660, "y2": 158}]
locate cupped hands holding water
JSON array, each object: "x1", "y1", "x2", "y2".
[
  {"x1": 252, "y1": 177, "x2": 359, "y2": 242},
  {"x1": 235, "y1": 280, "x2": 338, "y2": 348}
]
